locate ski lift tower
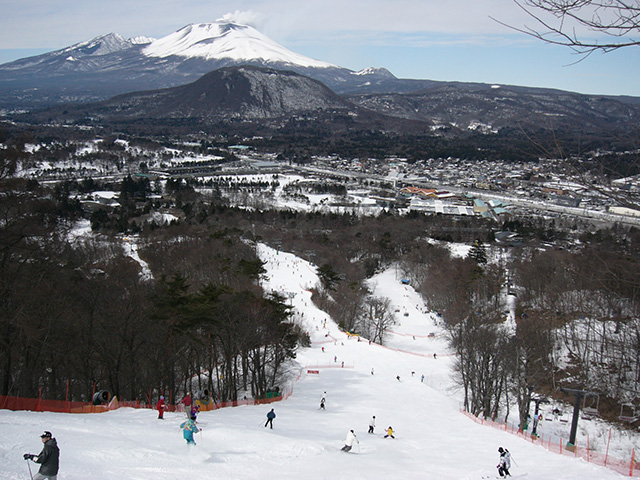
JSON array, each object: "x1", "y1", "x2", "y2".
[
  {"x1": 530, "y1": 395, "x2": 550, "y2": 437},
  {"x1": 559, "y1": 387, "x2": 598, "y2": 447}
]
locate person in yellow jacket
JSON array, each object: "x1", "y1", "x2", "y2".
[{"x1": 384, "y1": 426, "x2": 395, "y2": 439}]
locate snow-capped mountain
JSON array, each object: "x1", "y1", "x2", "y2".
[
  {"x1": 60, "y1": 32, "x2": 135, "y2": 57},
  {"x1": 143, "y1": 22, "x2": 335, "y2": 68},
  {"x1": 353, "y1": 67, "x2": 396, "y2": 78},
  {"x1": 0, "y1": 20, "x2": 386, "y2": 109}
]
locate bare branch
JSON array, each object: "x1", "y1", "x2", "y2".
[{"x1": 494, "y1": 0, "x2": 640, "y2": 55}]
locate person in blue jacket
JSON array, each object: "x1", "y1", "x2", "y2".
[
  {"x1": 265, "y1": 408, "x2": 276, "y2": 429},
  {"x1": 180, "y1": 417, "x2": 200, "y2": 445}
]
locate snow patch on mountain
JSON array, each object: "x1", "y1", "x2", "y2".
[
  {"x1": 143, "y1": 22, "x2": 336, "y2": 68},
  {"x1": 353, "y1": 67, "x2": 396, "y2": 79},
  {"x1": 61, "y1": 33, "x2": 133, "y2": 56},
  {"x1": 129, "y1": 36, "x2": 155, "y2": 45}
]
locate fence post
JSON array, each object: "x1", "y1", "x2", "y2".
[
  {"x1": 65, "y1": 380, "x2": 70, "y2": 413},
  {"x1": 605, "y1": 428, "x2": 611, "y2": 466},
  {"x1": 630, "y1": 448, "x2": 635, "y2": 477}
]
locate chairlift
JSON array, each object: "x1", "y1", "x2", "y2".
[
  {"x1": 546, "y1": 407, "x2": 558, "y2": 422},
  {"x1": 581, "y1": 392, "x2": 600, "y2": 419},
  {"x1": 619, "y1": 403, "x2": 639, "y2": 423},
  {"x1": 559, "y1": 410, "x2": 569, "y2": 423}
]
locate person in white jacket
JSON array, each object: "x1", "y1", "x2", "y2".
[
  {"x1": 368, "y1": 416, "x2": 376, "y2": 434},
  {"x1": 341, "y1": 430, "x2": 359, "y2": 452}
]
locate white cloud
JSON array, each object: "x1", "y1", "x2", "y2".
[{"x1": 217, "y1": 10, "x2": 265, "y2": 29}]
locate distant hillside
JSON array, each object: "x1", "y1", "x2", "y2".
[{"x1": 20, "y1": 65, "x2": 640, "y2": 146}]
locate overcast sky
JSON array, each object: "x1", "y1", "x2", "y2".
[{"x1": 0, "y1": 0, "x2": 637, "y2": 96}]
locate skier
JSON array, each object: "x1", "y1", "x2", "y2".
[
  {"x1": 190, "y1": 404, "x2": 200, "y2": 421},
  {"x1": 23, "y1": 431, "x2": 59, "y2": 480},
  {"x1": 384, "y1": 426, "x2": 395, "y2": 438},
  {"x1": 368, "y1": 415, "x2": 376, "y2": 434},
  {"x1": 157, "y1": 395, "x2": 165, "y2": 419},
  {"x1": 182, "y1": 392, "x2": 192, "y2": 418},
  {"x1": 180, "y1": 417, "x2": 200, "y2": 445},
  {"x1": 265, "y1": 408, "x2": 276, "y2": 429},
  {"x1": 497, "y1": 447, "x2": 511, "y2": 477},
  {"x1": 320, "y1": 391, "x2": 327, "y2": 410},
  {"x1": 341, "y1": 429, "x2": 359, "y2": 452}
]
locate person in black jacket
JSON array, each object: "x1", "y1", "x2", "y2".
[{"x1": 24, "y1": 431, "x2": 60, "y2": 480}]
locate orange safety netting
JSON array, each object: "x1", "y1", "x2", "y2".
[
  {"x1": 461, "y1": 409, "x2": 639, "y2": 477},
  {"x1": 0, "y1": 393, "x2": 289, "y2": 414}
]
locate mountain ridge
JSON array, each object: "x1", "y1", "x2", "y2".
[
  {"x1": 0, "y1": 20, "x2": 376, "y2": 109},
  {"x1": 3, "y1": 19, "x2": 637, "y2": 112},
  {"x1": 3, "y1": 21, "x2": 640, "y2": 143},
  {"x1": 21, "y1": 64, "x2": 640, "y2": 142}
]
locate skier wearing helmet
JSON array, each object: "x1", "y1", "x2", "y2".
[{"x1": 497, "y1": 447, "x2": 511, "y2": 477}]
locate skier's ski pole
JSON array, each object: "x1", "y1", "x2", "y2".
[
  {"x1": 510, "y1": 454, "x2": 519, "y2": 467},
  {"x1": 26, "y1": 459, "x2": 33, "y2": 480}
]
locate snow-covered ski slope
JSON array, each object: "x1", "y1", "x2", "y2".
[{"x1": 0, "y1": 244, "x2": 630, "y2": 480}]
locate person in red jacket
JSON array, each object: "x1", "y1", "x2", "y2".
[
  {"x1": 157, "y1": 395, "x2": 166, "y2": 419},
  {"x1": 182, "y1": 392, "x2": 192, "y2": 418}
]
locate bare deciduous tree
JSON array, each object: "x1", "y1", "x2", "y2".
[{"x1": 359, "y1": 297, "x2": 396, "y2": 345}]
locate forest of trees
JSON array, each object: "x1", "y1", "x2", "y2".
[
  {"x1": 0, "y1": 179, "x2": 303, "y2": 404},
  {"x1": 404, "y1": 235, "x2": 640, "y2": 428}
]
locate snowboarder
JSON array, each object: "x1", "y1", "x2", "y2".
[
  {"x1": 156, "y1": 395, "x2": 165, "y2": 419},
  {"x1": 180, "y1": 417, "x2": 200, "y2": 445},
  {"x1": 341, "y1": 429, "x2": 359, "y2": 452},
  {"x1": 497, "y1": 447, "x2": 511, "y2": 477},
  {"x1": 384, "y1": 426, "x2": 395, "y2": 438},
  {"x1": 265, "y1": 408, "x2": 276, "y2": 429},
  {"x1": 368, "y1": 416, "x2": 376, "y2": 434},
  {"x1": 23, "y1": 431, "x2": 59, "y2": 480}
]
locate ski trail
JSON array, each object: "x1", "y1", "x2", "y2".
[{"x1": 122, "y1": 236, "x2": 153, "y2": 281}]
